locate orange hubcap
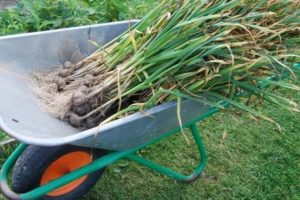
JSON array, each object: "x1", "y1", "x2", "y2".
[{"x1": 40, "y1": 151, "x2": 92, "y2": 196}]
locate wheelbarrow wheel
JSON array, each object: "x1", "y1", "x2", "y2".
[{"x1": 12, "y1": 145, "x2": 107, "y2": 200}]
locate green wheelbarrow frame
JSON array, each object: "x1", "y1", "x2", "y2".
[{"x1": 0, "y1": 105, "x2": 223, "y2": 200}]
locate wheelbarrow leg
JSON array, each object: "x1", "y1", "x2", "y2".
[{"x1": 126, "y1": 122, "x2": 207, "y2": 182}]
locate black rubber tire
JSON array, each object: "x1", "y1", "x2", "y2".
[{"x1": 12, "y1": 145, "x2": 107, "y2": 200}]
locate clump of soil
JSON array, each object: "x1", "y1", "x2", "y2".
[
  {"x1": 32, "y1": 55, "x2": 137, "y2": 130},
  {"x1": 33, "y1": 61, "x2": 99, "y2": 129}
]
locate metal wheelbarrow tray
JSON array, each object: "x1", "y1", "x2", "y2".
[{"x1": 0, "y1": 21, "x2": 223, "y2": 200}]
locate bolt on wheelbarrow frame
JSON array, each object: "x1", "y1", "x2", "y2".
[{"x1": 0, "y1": 104, "x2": 224, "y2": 200}]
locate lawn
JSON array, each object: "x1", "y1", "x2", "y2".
[
  {"x1": 1, "y1": 90, "x2": 299, "y2": 200},
  {"x1": 80, "y1": 89, "x2": 300, "y2": 200},
  {"x1": 0, "y1": 0, "x2": 300, "y2": 199}
]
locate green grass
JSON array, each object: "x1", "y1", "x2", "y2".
[
  {"x1": 0, "y1": 131, "x2": 15, "y2": 166},
  {"x1": 0, "y1": 0, "x2": 158, "y2": 35},
  {"x1": 0, "y1": 131, "x2": 5, "y2": 140},
  {"x1": 1, "y1": 90, "x2": 299, "y2": 199},
  {"x1": 80, "y1": 89, "x2": 299, "y2": 200}
]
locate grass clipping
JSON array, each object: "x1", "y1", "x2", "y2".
[{"x1": 33, "y1": 0, "x2": 300, "y2": 129}]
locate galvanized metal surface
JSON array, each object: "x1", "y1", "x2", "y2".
[{"x1": 0, "y1": 21, "x2": 214, "y2": 150}]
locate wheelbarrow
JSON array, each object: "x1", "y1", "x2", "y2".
[
  {"x1": 1, "y1": 21, "x2": 298, "y2": 200},
  {"x1": 0, "y1": 21, "x2": 225, "y2": 200}
]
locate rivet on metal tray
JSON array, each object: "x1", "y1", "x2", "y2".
[{"x1": 12, "y1": 119, "x2": 19, "y2": 123}]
